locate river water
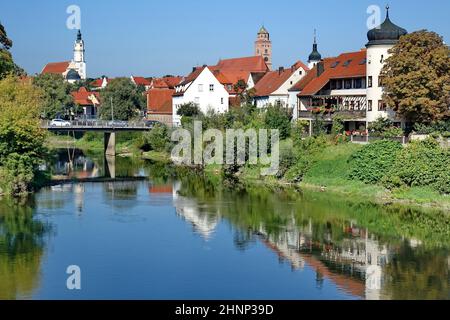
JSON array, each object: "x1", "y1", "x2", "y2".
[{"x1": 0, "y1": 149, "x2": 448, "y2": 300}]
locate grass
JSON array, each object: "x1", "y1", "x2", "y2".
[{"x1": 300, "y1": 142, "x2": 450, "y2": 211}]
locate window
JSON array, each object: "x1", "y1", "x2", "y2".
[
  {"x1": 299, "y1": 70, "x2": 303, "y2": 75},
  {"x1": 368, "y1": 76, "x2": 373, "y2": 88},
  {"x1": 344, "y1": 79, "x2": 352, "y2": 89},
  {"x1": 368, "y1": 100, "x2": 373, "y2": 111},
  {"x1": 221, "y1": 97, "x2": 224, "y2": 104},
  {"x1": 378, "y1": 75, "x2": 385, "y2": 87},
  {"x1": 355, "y1": 101, "x2": 360, "y2": 110},
  {"x1": 380, "y1": 55, "x2": 384, "y2": 63},
  {"x1": 344, "y1": 101, "x2": 349, "y2": 109},
  {"x1": 195, "y1": 97, "x2": 200, "y2": 104},
  {"x1": 378, "y1": 100, "x2": 387, "y2": 111},
  {"x1": 209, "y1": 84, "x2": 214, "y2": 92},
  {"x1": 257, "y1": 49, "x2": 260, "y2": 55},
  {"x1": 331, "y1": 61, "x2": 340, "y2": 68},
  {"x1": 354, "y1": 78, "x2": 362, "y2": 89},
  {"x1": 359, "y1": 58, "x2": 367, "y2": 65},
  {"x1": 265, "y1": 49, "x2": 268, "y2": 54},
  {"x1": 227, "y1": 84, "x2": 232, "y2": 91},
  {"x1": 290, "y1": 81, "x2": 293, "y2": 85},
  {"x1": 198, "y1": 84, "x2": 203, "y2": 92},
  {"x1": 350, "y1": 101, "x2": 355, "y2": 111},
  {"x1": 343, "y1": 59, "x2": 352, "y2": 67},
  {"x1": 330, "y1": 80, "x2": 336, "y2": 90},
  {"x1": 336, "y1": 80, "x2": 342, "y2": 90}
]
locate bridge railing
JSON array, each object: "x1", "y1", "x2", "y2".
[{"x1": 41, "y1": 119, "x2": 152, "y2": 129}]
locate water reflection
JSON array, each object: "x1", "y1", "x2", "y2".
[
  {"x1": 0, "y1": 200, "x2": 51, "y2": 299},
  {"x1": 173, "y1": 173, "x2": 450, "y2": 300},
  {"x1": 0, "y1": 149, "x2": 448, "y2": 300}
]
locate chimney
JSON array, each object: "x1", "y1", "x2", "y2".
[
  {"x1": 192, "y1": 67, "x2": 197, "y2": 73},
  {"x1": 278, "y1": 67, "x2": 284, "y2": 75},
  {"x1": 317, "y1": 61, "x2": 324, "y2": 77}
]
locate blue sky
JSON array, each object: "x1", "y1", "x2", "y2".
[{"x1": 2, "y1": 0, "x2": 449, "y2": 78}]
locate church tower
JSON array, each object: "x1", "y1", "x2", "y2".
[
  {"x1": 308, "y1": 29, "x2": 322, "y2": 69},
  {"x1": 255, "y1": 26, "x2": 272, "y2": 70},
  {"x1": 73, "y1": 30, "x2": 86, "y2": 80}
]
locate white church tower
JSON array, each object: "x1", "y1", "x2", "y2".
[
  {"x1": 73, "y1": 30, "x2": 86, "y2": 80},
  {"x1": 366, "y1": 6, "x2": 407, "y2": 123}
]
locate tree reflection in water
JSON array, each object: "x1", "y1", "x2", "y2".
[{"x1": 0, "y1": 198, "x2": 51, "y2": 299}]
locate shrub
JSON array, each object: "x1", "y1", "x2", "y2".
[
  {"x1": 177, "y1": 102, "x2": 200, "y2": 117},
  {"x1": 369, "y1": 117, "x2": 404, "y2": 137},
  {"x1": 349, "y1": 140, "x2": 403, "y2": 184},
  {"x1": 143, "y1": 124, "x2": 171, "y2": 152},
  {"x1": 264, "y1": 104, "x2": 292, "y2": 139},
  {"x1": 383, "y1": 138, "x2": 450, "y2": 194},
  {"x1": 291, "y1": 120, "x2": 309, "y2": 145}
]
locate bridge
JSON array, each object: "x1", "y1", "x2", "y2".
[{"x1": 42, "y1": 120, "x2": 154, "y2": 156}]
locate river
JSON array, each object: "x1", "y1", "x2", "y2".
[{"x1": 0, "y1": 149, "x2": 448, "y2": 300}]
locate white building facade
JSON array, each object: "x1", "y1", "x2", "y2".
[{"x1": 173, "y1": 67, "x2": 229, "y2": 126}]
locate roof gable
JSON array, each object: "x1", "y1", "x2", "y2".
[{"x1": 42, "y1": 61, "x2": 70, "y2": 75}]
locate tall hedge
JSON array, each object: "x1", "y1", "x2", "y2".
[
  {"x1": 383, "y1": 139, "x2": 450, "y2": 194},
  {"x1": 348, "y1": 140, "x2": 403, "y2": 184}
]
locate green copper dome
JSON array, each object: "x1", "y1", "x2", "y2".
[
  {"x1": 367, "y1": 6, "x2": 407, "y2": 46},
  {"x1": 258, "y1": 26, "x2": 268, "y2": 34}
]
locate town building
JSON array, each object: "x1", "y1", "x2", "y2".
[
  {"x1": 253, "y1": 61, "x2": 308, "y2": 110},
  {"x1": 71, "y1": 87, "x2": 100, "y2": 119},
  {"x1": 293, "y1": 6, "x2": 408, "y2": 132},
  {"x1": 91, "y1": 77, "x2": 109, "y2": 90},
  {"x1": 131, "y1": 76, "x2": 152, "y2": 90},
  {"x1": 172, "y1": 56, "x2": 269, "y2": 126},
  {"x1": 146, "y1": 76, "x2": 182, "y2": 125},
  {"x1": 41, "y1": 30, "x2": 87, "y2": 83},
  {"x1": 255, "y1": 26, "x2": 272, "y2": 70}
]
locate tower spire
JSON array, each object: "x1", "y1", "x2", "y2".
[
  {"x1": 386, "y1": 4, "x2": 390, "y2": 19},
  {"x1": 314, "y1": 29, "x2": 317, "y2": 44}
]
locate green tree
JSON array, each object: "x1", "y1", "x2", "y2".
[
  {"x1": 32, "y1": 73, "x2": 75, "y2": 119},
  {"x1": 177, "y1": 102, "x2": 201, "y2": 117},
  {"x1": 381, "y1": 30, "x2": 450, "y2": 123},
  {"x1": 0, "y1": 75, "x2": 48, "y2": 196},
  {"x1": 99, "y1": 78, "x2": 145, "y2": 121},
  {"x1": 0, "y1": 21, "x2": 24, "y2": 79},
  {"x1": 264, "y1": 104, "x2": 292, "y2": 139}
]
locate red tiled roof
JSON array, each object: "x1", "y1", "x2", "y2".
[
  {"x1": 132, "y1": 76, "x2": 151, "y2": 86},
  {"x1": 289, "y1": 66, "x2": 319, "y2": 91},
  {"x1": 147, "y1": 88, "x2": 174, "y2": 115},
  {"x1": 162, "y1": 76, "x2": 183, "y2": 88},
  {"x1": 214, "y1": 56, "x2": 269, "y2": 72},
  {"x1": 299, "y1": 50, "x2": 367, "y2": 96},
  {"x1": 254, "y1": 68, "x2": 296, "y2": 97},
  {"x1": 91, "y1": 77, "x2": 109, "y2": 88},
  {"x1": 152, "y1": 78, "x2": 170, "y2": 89},
  {"x1": 41, "y1": 61, "x2": 70, "y2": 74},
  {"x1": 71, "y1": 87, "x2": 100, "y2": 106},
  {"x1": 292, "y1": 60, "x2": 310, "y2": 72}
]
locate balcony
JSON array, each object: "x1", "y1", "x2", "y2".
[{"x1": 298, "y1": 109, "x2": 367, "y2": 121}]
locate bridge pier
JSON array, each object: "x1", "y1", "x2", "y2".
[
  {"x1": 104, "y1": 155, "x2": 116, "y2": 179},
  {"x1": 104, "y1": 132, "x2": 116, "y2": 156}
]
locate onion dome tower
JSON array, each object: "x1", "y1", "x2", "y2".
[{"x1": 365, "y1": 5, "x2": 407, "y2": 123}]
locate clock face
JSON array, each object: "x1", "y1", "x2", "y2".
[{"x1": 264, "y1": 57, "x2": 269, "y2": 62}]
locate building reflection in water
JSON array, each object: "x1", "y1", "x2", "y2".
[{"x1": 172, "y1": 182, "x2": 220, "y2": 241}]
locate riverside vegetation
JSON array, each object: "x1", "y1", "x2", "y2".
[{"x1": 46, "y1": 103, "x2": 450, "y2": 211}]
